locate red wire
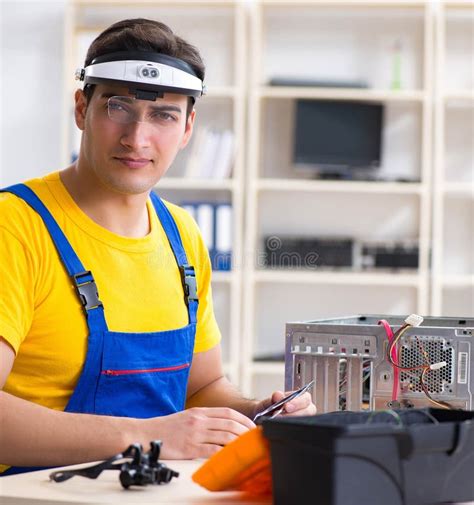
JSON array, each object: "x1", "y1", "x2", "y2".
[
  {"x1": 379, "y1": 322, "x2": 452, "y2": 410},
  {"x1": 378, "y1": 319, "x2": 399, "y2": 401}
]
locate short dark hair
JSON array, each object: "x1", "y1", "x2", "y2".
[{"x1": 83, "y1": 18, "x2": 205, "y2": 117}]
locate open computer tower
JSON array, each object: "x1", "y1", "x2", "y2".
[{"x1": 285, "y1": 315, "x2": 473, "y2": 412}]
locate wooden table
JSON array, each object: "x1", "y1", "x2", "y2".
[
  {"x1": 0, "y1": 460, "x2": 271, "y2": 505},
  {"x1": 1, "y1": 461, "x2": 473, "y2": 505}
]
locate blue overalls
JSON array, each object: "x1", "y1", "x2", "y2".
[{"x1": 1, "y1": 184, "x2": 198, "y2": 475}]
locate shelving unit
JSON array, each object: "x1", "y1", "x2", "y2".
[
  {"x1": 432, "y1": 0, "x2": 473, "y2": 317},
  {"x1": 59, "y1": 1, "x2": 473, "y2": 401},
  {"x1": 63, "y1": 0, "x2": 247, "y2": 384},
  {"x1": 242, "y1": 0, "x2": 434, "y2": 397}
]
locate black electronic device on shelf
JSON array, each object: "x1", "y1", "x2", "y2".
[
  {"x1": 263, "y1": 236, "x2": 354, "y2": 269},
  {"x1": 293, "y1": 99, "x2": 384, "y2": 180},
  {"x1": 361, "y1": 242, "x2": 419, "y2": 270}
]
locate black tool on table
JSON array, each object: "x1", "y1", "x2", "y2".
[{"x1": 49, "y1": 440, "x2": 179, "y2": 489}]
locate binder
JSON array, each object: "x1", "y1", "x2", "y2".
[
  {"x1": 180, "y1": 201, "x2": 233, "y2": 271},
  {"x1": 214, "y1": 204, "x2": 232, "y2": 271},
  {"x1": 196, "y1": 203, "x2": 215, "y2": 253}
]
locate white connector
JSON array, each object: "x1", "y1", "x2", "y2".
[
  {"x1": 405, "y1": 314, "x2": 424, "y2": 327},
  {"x1": 430, "y1": 361, "x2": 447, "y2": 371}
]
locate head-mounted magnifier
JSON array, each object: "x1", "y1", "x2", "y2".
[{"x1": 75, "y1": 51, "x2": 206, "y2": 102}]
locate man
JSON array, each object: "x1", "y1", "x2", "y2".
[{"x1": 0, "y1": 18, "x2": 315, "y2": 474}]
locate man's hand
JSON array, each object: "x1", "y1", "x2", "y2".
[
  {"x1": 253, "y1": 390, "x2": 317, "y2": 421},
  {"x1": 142, "y1": 407, "x2": 256, "y2": 459}
]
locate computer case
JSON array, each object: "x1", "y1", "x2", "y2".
[{"x1": 285, "y1": 315, "x2": 473, "y2": 412}]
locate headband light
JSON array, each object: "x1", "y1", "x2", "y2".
[{"x1": 75, "y1": 51, "x2": 206, "y2": 101}]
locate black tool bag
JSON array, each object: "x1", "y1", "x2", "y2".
[{"x1": 263, "y1": 409, "x2": 474, "y2": 505}]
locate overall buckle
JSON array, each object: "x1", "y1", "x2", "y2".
[
  {"x1": 179, "y1": 265, "x2": 198, "y2": 306},
  {"x1": 73, "y1": 271, "x2": 103, "y2": 311}
]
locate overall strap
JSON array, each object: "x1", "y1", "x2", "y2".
[
  {"x1": 150, "y1": 191, "x2": 198, "y2": 325},
  {"x1": 1, "y1": 184, "x2": 108, "y2": 333}
]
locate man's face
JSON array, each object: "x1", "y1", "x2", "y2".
[{"x1": 74, "y1": 83, "x2": 195, "y2": 195}]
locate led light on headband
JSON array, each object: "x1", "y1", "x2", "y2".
[{"x1": 75, "y1": 51, "x2": 206, "y2": 101}]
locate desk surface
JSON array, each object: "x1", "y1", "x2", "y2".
[
  {"x1": 1, "y1": 461, "x2": 473, "y2": 505},
  {"x1": 0, "y1": 460, "x2": 271, "y2": 505}
]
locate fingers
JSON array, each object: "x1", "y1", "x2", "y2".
[
  {"x1": 206, "y1": 417, "x2": 252, "y2": 438},
  {"x1": 199, "y1": 407, "x2": 256, "y2": 430},
  {"x1": 271, "y1": 391, "x2": 286, "y2": 403},
  {"x1": 189, "y1": 408, "x2": 255, "y2": 457},
  {"x1": 198, "y1": 427, "x2": 240, "y2": 446},
  {"x1": 283, "y1": 392, "x2": 317, "y2": 416},
  {"x1": 253, "y1": 394, "x2": 281, "y2": 418},
  {"x1": 268, "y1": 390, "x2": 317, "y2": 416},
  {"x1": 155, "y1": 408, "x2": 256, "y2": 460},
  {"x1": 198, "y1": 443, "x2": 226, "y2": 459}
]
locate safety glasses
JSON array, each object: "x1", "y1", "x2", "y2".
[{"x1": 107, "y1": 96, "x2": 182, "y2": 128}]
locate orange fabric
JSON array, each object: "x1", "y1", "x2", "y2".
[
  {"x1": 237, "y1": 457, "x2": 272, "y2": 495},
  {"x1": 192, "y1": 427, "x2": 272, "y2": 496}
]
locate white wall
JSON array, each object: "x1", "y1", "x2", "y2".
[{"x1": 0, "y1": 0, "x2": 68, "y2": 186}]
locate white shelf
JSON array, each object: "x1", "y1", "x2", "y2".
[
  {"x1": 440, "y1": 275, "x2": 474, "y2": 288},
  {"x1": 260, "y1": 1, "x2": 427, "y2": 7},
  {"x1": 258, "y1": 86, "x2": 426, "y2": 102},
  {"x1": 251, "y1": 361, "x2": 285, "y2": 375},
  {"x1": 444, "y1": 91, "x2": 474, "y2": 103},
  {"x1": 156, "y1": 178, "x2": 235, "y2": 191},
  {"x1": 256, "y1": 178, "x2": 424, "y2": 194},
  {"x1": 241, "y1": 0, "x2": 434, "y2": 396},
  {"x1": 442, "y1": 182, "x2": 474, "y2": 197},
  {"x1": 253, "y1": 270, "x2": 421, "y2": 287},
  {"x1": 74, "y1": 0, "x2": 239, "y2": 6},
  {"x1": 443, "y1": 1, "x2": 474, "y2": 8}
]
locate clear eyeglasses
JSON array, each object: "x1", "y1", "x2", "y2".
[{"x1": 107, "y1": 96, "x2": 180, "y2": 128}]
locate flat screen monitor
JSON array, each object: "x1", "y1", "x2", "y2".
[{"x1": 293, "y1": 99, "x2": 384, "y2": 176}]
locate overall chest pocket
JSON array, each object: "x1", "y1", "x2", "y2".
[{"x1": 94, "y1": 326, "x2": 195, "y2": 418}]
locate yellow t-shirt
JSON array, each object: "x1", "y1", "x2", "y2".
[{"x1": 0, "y1": 171, "x2": 221, "y2": 412}]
